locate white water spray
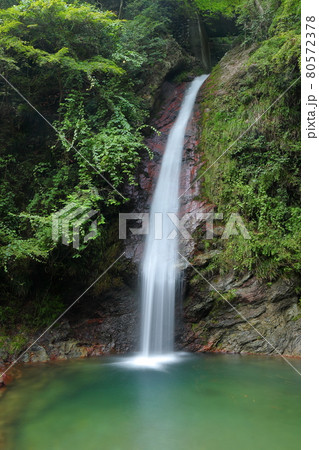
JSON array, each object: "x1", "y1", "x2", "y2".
[{"x1": 138, "y1": 75, "x2": 208, "y2": 363}]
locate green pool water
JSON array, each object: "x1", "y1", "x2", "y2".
[{"x1": 0, "y1": 354, "x2": 300, "y2": 450}]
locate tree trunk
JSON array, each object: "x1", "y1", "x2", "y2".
[
  {"x1": 119, "y1": 0, "x2": 124, "y2": 19},
  {"x1": 254, "y1": 0, "x2": 264, "y2": 16}
]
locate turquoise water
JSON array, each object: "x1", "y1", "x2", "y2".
[{"x1": 1, "y1": 354, "x2": 300, "y2": 450}]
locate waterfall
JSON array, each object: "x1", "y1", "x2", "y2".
[
  {"x1": 139, "y1": 75, "x2": 208, "y2": 360},
  {"x1": 196, "y1": 13, "x2": 211, "y2": 71}
]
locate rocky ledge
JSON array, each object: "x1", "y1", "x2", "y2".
[{"x1": 179, "y1": 270, "x2": 300, "y2": 356}]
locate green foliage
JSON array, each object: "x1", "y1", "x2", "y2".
[
  {"x1": 0, "y1": 0, "x2": 123, "y2": 76},
  {"x1": 0, "y1": 333, "x2": 28, "y2": 355},
  {"x1": 0, "y1": 0, "x2": 160, "y2": 274},
  {"x1": 199, "y1": 0, "x2": 300, "y2": 281},
  {"x1": 56, "y1": 90, "x2": 150, "y2": 191},
  {"x1": 236, "y1": 0, "x2": 301, "y2": 56},
  {"x1": 178, "y1": 0, "x2": 243, "y2": 17},
  {"x1": 246, "y1": 0, "x2": 301, "y2": 75},
  {"x1": 0, "y1": 0, "x2": 185, "y2": 339},
  {"x1": 236, "y1": 0, "x2": 278, "y2": 43}
]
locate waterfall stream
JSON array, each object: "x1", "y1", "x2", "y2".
[{"x1": 138, "y1": 75, "x2": 208, "y2": 364}]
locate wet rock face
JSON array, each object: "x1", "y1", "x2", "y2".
[
  {"x1": 125, "y1": 78, "x2": 211, "y2": 263},
  {"x1": 18, "y1": 286, "x2": 139, "y2": 363},
  {"x1": 179, "y1": 271, "x2": 301, "y2": 356},
  {"x1": 124, "y1": 81, "x2": 189, "y2": 263}
]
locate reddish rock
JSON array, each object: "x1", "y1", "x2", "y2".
[
  {"x1": 86, "y1": 318, "x2": 104, "y2": 325},
  {"x1": 0, "y1": 371, "x2": 13, "y2": 388}
]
